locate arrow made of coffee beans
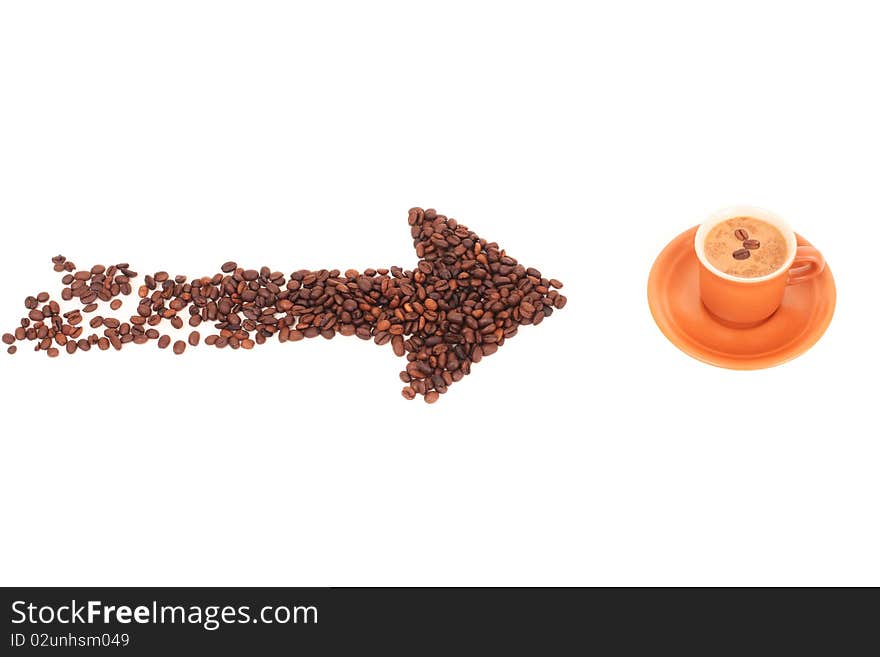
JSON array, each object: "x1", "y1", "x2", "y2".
[{"x1": 2, "y1": 207, "x2": 567, "y2": 403}]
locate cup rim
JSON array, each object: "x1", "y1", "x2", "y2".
[{"x1": 694, "y1": 206, "x2": 798, "y2": 283}]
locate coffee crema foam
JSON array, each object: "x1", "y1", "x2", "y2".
[{"x1": 704, "y1": 217, "x2": 788, "y2": 278}]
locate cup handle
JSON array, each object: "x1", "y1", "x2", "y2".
[{"x1": 787, "y1": 245, "x2": 825, "y2": 285}]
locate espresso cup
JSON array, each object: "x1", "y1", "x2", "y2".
[{"x1": 694, "y1": 206, "x2": 825, "y2": 326}]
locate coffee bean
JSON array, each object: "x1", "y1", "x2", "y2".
[
  {"x1": 47, "y1": 347, "x2": 59, "y2": 357},
  {"x1": 2, "y1": 209, "x2": 566, "y2": 403},
  {"x1": 1, "y1": 333, "x2": 13, "y2": 345},
  {"x1": 7, "y1": 345, "x2": 16, "y2": 355},
  {"x1": 743, "y1": 239, "x2": 761, "y2": 250},
  {"x1": 401, "y1": 386, "x2": 416, "y2": 400},
  {"x1": 734, "y1": 228, "x2": 749, "y2": 241},
  {"x1": 173, "y1": 340, "x2": 186, "y2": 354},
  {"x1": 66, "y1": 341, "x2": 77, "y2": 354},
  {"x1": 733, "y1": 249, "x2": 751, "y2": 260}
]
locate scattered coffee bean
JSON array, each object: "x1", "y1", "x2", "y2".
[
  {"x1": 7, "y1": 345, "x2": 17, "y2": 354},
  {"x1": 158, "y1": 335, "x2": 171, "y2": 349},
  {"x1": 173, "y1": 340, "x2": 186, "y2": 355},
  {"x1": 733, "y1": 248, "x2": 751, "y2": 260},
  {"x1": 47, "y1": 347, "x2": 59, "y2": 358},
  {"x1": 1, "y1": 333, "x2": 14, "y2": 345},
  {"x1": 110, "y1": 299, "x2": 123, "y2": 310},
  {"x1": 734, "y1": 228, "x2": 749, "y2": 241},
  {"x1": 221, "y1": 261, "x2": 237, "y2": 273},
  {"x1": 743, "y1": 239, "x2": 761, "y2": 250},
  {"x1": 188, "y1": 331, "x2": 200, "y2": 346}
]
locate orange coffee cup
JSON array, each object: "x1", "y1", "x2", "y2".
[{"x1": 694, "y1": 206, "x2": 825, "y2": 327}]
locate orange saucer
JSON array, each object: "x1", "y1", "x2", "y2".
[{"x1": 648, "y1": 226, "x2": 836, "y2": 369}]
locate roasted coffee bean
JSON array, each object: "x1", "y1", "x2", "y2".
[
  {"x1": 734, "y1": 228, "x2": 749, "y2": 241},
  {"x1": 47, "y1": 347, "x2": 59, "y2": 358},
  {"x1": 401, "y1": 386, "x2": 416, "y2": 400},
  {"x1": 173, "y1": 340, "x2": 186, "y2": 355},
  {"x1": 732, "y1": 249, "x2": 751, "y2": 260},
  {"x1": 743, "y1": 239, "x2": 761, "y2": 250},
  {"x1": 66, "y1": 341, "x2": 77, "y2": 354},
  {"x1": 7, "y1": 345, "x2": 16, "y2": 355},
  {"x1": 2, "y1": 208, "x2": 565, "y2": 403},
  {"x1": 1, "y1": 333, "x2": 13, "y2": 345}
]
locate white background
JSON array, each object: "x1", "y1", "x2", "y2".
[{"x1": 1, "y1": 1, "x2": 878, "y2": 586}]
